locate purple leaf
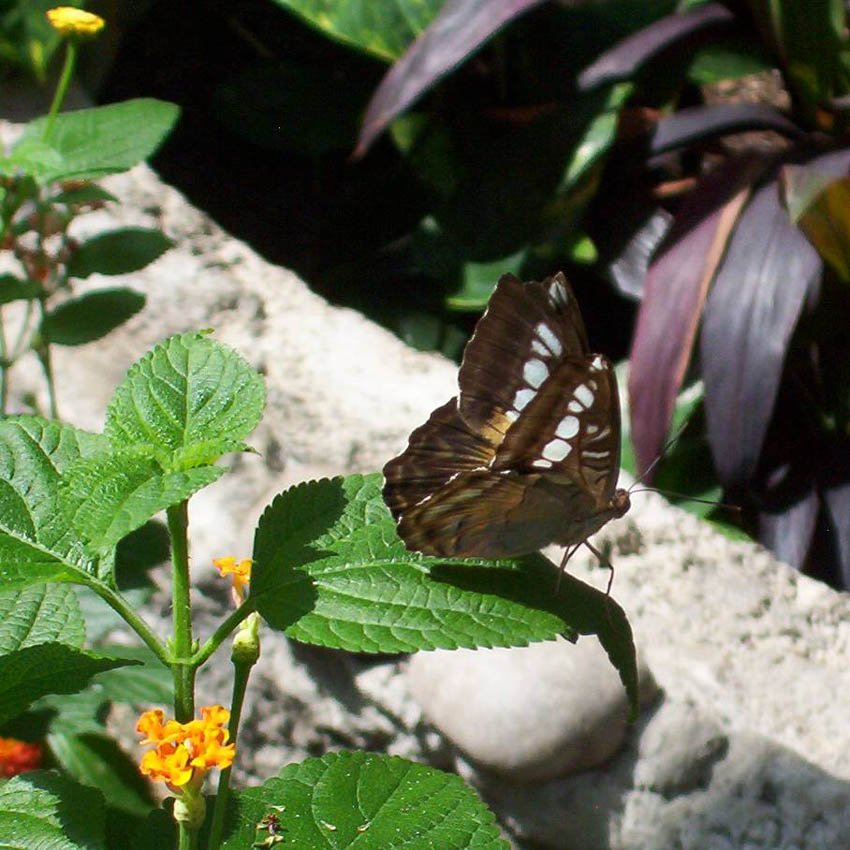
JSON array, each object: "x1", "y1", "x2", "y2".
[
  {"x1": 628, "y1": 155, "x2": 764, "y2": 477},
  {"x1": 650, "y1": 103, "x2": 802, "y2": 156},
  {"x1": 759, "y1": 489, "x2": 819, "y2": 571},
  {"x1": 578, "y1": 2, "x2": 736, "y2": 90},
  {"x1": 355, "y1": 0, "x2": 548, "y2": 156},
  {"x1": 701, "y1": 180, "x2": 822, "y2": 487},
  {"x1": 824, "y1": 477, "x2": 850, "y2": 587}
]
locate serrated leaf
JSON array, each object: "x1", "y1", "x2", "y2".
[
  {"x1": 104, "y1": 332, "x2": 265, "y2": 469},
  {"x1": 66, "y1": 230, "x2": 172, "y2": 279},
  {"x1": 47, "y1": 732, "x2": 154, "y2": 816},
  {"x1": 63, "y1": 447, "x2": 224, "y2": 556},
  {"x1": 18, "y1": 98, "x2": 180, "y2": 182},
  {"x1": 0, "y1": 583, "x2": 85, "y2": 653},
  {"x1": 42, "y1": 288, "x2": 146, "y2": 346},
  {"x1": 0, "y1": 770, "x2": 106, "y2": 850},
  {"x1": 0, "y1": 643, "x2": 137, "y2": 726},
  {"x1": 251, "y1": 474, "x2": 638, "y2": 712},
  {"x1": 222, "y1": 751, "x2": 509, "y2": 849},
  {"x1": 0, "y1": 417, "x2": 109, "y2": 589}
]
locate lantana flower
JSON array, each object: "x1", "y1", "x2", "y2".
[
  {"x1": 0, "y1": 736, "x2": 42, "y2": 777},
  {"x1": 137, "y1": 705, "x2": 235, "y2": 793},
  {"x1": 45, "y1": 7, "x2": 105, "y2": 39},
  {"x1": 214, "y1": 555, "x2": 252, "y2": 605}
]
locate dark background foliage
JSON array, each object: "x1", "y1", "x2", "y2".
[{"x1": 11, "y1": 0, "x2": 850, "y2": 587}]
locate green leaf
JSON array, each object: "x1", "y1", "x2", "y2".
[
  {"x1": 0, "y1": 417, "x2": 109, "y2": 589},
  {"x1": 251, "y1": 475, "x2": 638, "y2": 713},
  {"x1": 271, "y1": 0, "x2": 442, "y2": 61},
  {"x1": 0, "y1": 643, "x2": 137, "y2": 725},
  {"x1": 0, "y1": 770, "x2": 106, "y2": 850},
  {"x1": 0, "y1": 583, "x2": 85, "y2": 653},
  {"x1": 43, "y1": 288, "x2": 147, "y2": 346},
  {"x1": 445, "y1": 251, "x2": 526, "y2": 311},
  {"x1": 47, "y1": 732, "x2": 155, "y2": 817},
  {"x1": 0, "y1": 137, "x2": 64, "y2": 178},
  {"x1": 91, "y1": 645, "x2": 173, "y2": 705},
  {"x1": 782, "y1": 166, "x2": 850, "y2": 283},
  {"x1": 66, "y1": 229, "x2": 172, "y2": 279},
  {"x1": 18, "y1": 98, "x2": 180, "y2": 182},
  {"x1": 49, "y1": 185, "x2": 120, "y2": 206},
  {"x1": 63, "y1": 447, "x2": 224, "y2": 556},
  {"x1": 0, "y1": 272, "x2": 40, "y2": 305},
  {"x1": 222, "y1": 751, "x2": 508, "y2": 849},
  {"x1": 104, "y1": 332, "x2": 265, "y2": 469},
  {"x1": 686, "y1": 42, "x2": 775, "y2": 85}
]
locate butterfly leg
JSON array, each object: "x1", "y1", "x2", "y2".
[
  {"x1": 583, "y1": 539, "x2": 615, "y2": 596},
  {"x1": 554, "y1": 542, "x2": 584, "y2": 593}
]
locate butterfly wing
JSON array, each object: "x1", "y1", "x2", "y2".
[
  {"x1": 457, "y1": 272, "x2": 590, "y2": 441},
  {"x1": 382, "y1": 397, "x2": 496, "y2": 522}
]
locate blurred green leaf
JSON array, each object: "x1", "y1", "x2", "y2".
[
  {"x1": 43, "y1": 288, "x2": 146, "y2": 346},
  {"x1": 67, "y1": 228, "x2": 172, "y2": 278},
  {"x1": 782, "y1": 166, "x2": 850, "y2": 283},
  {"x1": 47, "y1": 732, "x2": 155, "y2": 816},
  {"x1": 223, "y1": 751, "x2": 509, "y2": 849},
  {"x1": 271, "y1": 0, "x2": 442, "y2": 61},
  {"x1": 445, "y1": 250, "x2": 526, "y2": 311},
  {"x1": 687, "y1": 41, "x2": 775, "y2": 85},
  {"x1": 0, "y1": 273, "x2": 39, "y2": 305},
  {"x1": 19, "y1": 98, "x2": 180, "y2": 181}
]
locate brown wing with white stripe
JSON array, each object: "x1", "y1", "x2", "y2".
[
  {"x1": 492, "y1": 353, "x2": 622, "y2": 506},
  {"x1": 457, "y1": 272, "x2": 589, "y2": 442}
]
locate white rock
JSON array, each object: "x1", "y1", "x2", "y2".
[{"x1": 407, "y1": 638, "x2": 656, "y2": 781}]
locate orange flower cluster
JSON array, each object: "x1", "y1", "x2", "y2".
[
  {"x1": 137, "y1": 706, "x2": 235, "y2": 790},
  {"x1": 213, "y1": 556, "x2": 252, "y2": 604},
  {"x1": 0, "y1": 736, "x2": 42, "y2": 777}
]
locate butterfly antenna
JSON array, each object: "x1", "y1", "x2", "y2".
[
  {"x1": 630, "y1": 416, "x2": 693, "y2": 489},
  {"x1": 629, "y1": 487, "x2": 742, "y2": 515}
]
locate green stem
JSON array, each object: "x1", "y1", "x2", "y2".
[
  {"x1": 43, "y1": 41, "x2": 77, "y2": 142},
  {"x1": 191, "y1": 599, "x2": 255, "y2": 667},
  {"x1": 206, "y1": 642, "x2": 256, "y2": 850},
  {"x1": 168, "y1": 501, "x2": 195, "y2": 723},
  {"x1": 178, "y1": 823, "x2": 197, "y2": 850},
  {"x1": 35, "y1": 296, "x2": 58, "y2": 419},
  {"x1": 89, "y1": 581, "x2": 170, "y2": 666},
  {"x1": 0, "y1": 306, "x2": 7, "y2": 417}
]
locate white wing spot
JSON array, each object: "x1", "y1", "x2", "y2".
[
  {"x1": 523, "y1": 358, "x2": 548, "y2": 389},
  {"x1": 583, "y1": 450, "x2": 610, "y2": 459},
  {"x1": 574, "y1": 383, "x2": 594, "y2": 408},
  {"x1": 556, "y1": 415, "x2": 579, "y2": 439},
  {"x1": 548, "y1": 280, "x2": 568, "y2": 307},
  {"x1": 513, "y1": 388, "x2": 536, "y2": 411},
  {"x1": 568, "y1": 400, "x2": 583, "y2": 413},
  {"x1": 535, "y1": 322, "x2": 563, "y2": 357},
  {"x1": 586, "y1": 423, "x2": 599, "y2": 435},
  {"x1": 505, "y1": 409, "x2": 519, "y2": 423},
  {"x1": 591, "y1": 355, "x2": 604, "y2": 370},
  {"x1": 533, "y1": 458, "x2": 553, "y2": 469},
  {"x1": 543, "y1": 438, "x2": 571, "y2": 462},
  {"x1": 531, "y1": 339, "x2": 548, "y2": 357},
  {"x1": 588, "y1": 379, "x2": 598, "y2": 391}
]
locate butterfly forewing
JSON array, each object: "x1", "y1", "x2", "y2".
[
  {"x1": 382, "y1": 272, "x2": 629, "y2": 560},
  {"x1": 457, "y1": 272, "x2": 590, "y2": 441},
  {"x1": 492, "y1": 352, "x2": 622, "y2": 505}
]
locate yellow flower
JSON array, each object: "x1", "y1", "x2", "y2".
[
  {"x1": 214, "y1": 555, "x2": 252, "y2": 604},
  {"x1": 46, "y1": 7, "x2": 105, "y2": 39},
  {"x1": 137, "y1": 706, "x2": 235, "y2": 791}
]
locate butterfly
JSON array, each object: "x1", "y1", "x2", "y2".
[{"x1": 382, "y1": 272, "x2": 630, "y2": 563}]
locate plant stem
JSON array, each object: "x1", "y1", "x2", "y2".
[
  {"x1": 168, "y1": 500, "x2": 196, "y2": 723},
  {"x1": 89, "y1": 580, "x2": 170, "y2": 666},
  {"x1": 43, "y1": 41, "x2": 77, "y2": 142},
  {"x1": 191, "y1": 599, "x2": 255, "y2": 667},
  {"x1": 35, "y1": 295, "x2": 58, "y2": 419},
  {"x1": 207, "y1": 639, "x2": 257, "y2": 850},
  {"x1": 178, "y1": 823, "x2": 196, "y2": 850},
  {"x1": 0, "y1": 307, "x2": 7, "y2": 417}
]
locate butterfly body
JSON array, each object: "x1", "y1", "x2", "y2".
[{"x1": 383, "y1": 273, "x2": 629, "y2": 559}]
